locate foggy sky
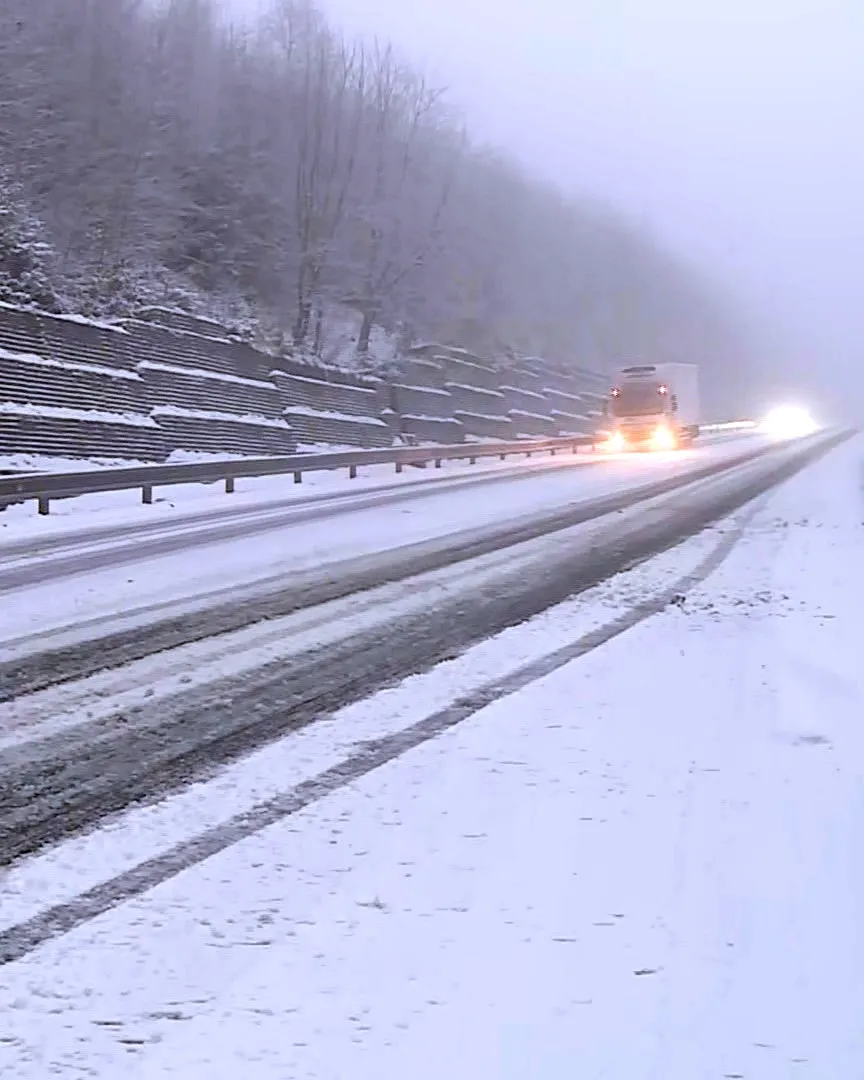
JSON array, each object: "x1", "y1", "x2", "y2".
[{"x1": 235, "y1": 0, "x2": 864, "y2": 415}]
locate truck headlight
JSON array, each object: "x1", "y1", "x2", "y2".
[{"x1": 651, "y1": 425, "x2": 677, "y2": 450}]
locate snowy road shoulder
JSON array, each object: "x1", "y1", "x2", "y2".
[{"x1": 0, "y1": 434, "x2": 861, "y2": 1078}]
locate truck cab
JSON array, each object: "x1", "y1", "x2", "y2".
[{"x1": 601, "y1": 364, "x2": 700, "y2": 451}]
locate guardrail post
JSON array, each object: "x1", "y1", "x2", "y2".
[
  {"x1": 349, "y1": 464, "x2": 357, "y2": 479},
  {"x1": 434, "y1": 458, "x2": 442, "y2": 468},
  {"x1": 500, "y1": 453, "x2": 506, "y2": 461},
  {"x1": 225, "y1": 477, "x2": 235, "y2": 494},
  {"x1": 38, "y1": 495, "x2": 50, "y2": 516},
  {"x1": 142, "y1": 485, "x2": 153, "y2": 505},
  {"x1": 293, "y1": 470, "x2": 302, "y2": 484},
  {"x1": 395, "y1": 461, "x2": 403, "y2": 473}
]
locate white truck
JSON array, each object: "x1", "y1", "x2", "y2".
[{"x1": 600, "y1": 363, "x2": 701, "y2": 451}]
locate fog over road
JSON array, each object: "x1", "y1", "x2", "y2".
[{"x1": 299, "y1": 0, "x2": 862, "y2": 417}]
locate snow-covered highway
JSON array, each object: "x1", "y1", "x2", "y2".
[
  {"x1": 0, "y1": 428, "x2": 859, "y2": 1077},
  {"x1": 1, "y1": 432, "x2": 756, "y2": 588},
  {"x1": 3, "y1": 432, "x2": 813, "y2": 859},
  {"x1": 0, "y1": 432, "x2": 765, "y2": 650}
]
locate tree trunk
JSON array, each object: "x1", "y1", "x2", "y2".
[
  {"x1": 293, "y1": 295, "x2": 312, "y2": 347},
  {"x1": 312, "y1": 305, "x2": 324, "y2": 355},
  {"x1": 357, "y1": 306, "x2": 374, "y2": 355}
]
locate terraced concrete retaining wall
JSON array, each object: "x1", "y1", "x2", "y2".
[{"x1": 0, "y1": 305, "x2": 607, "y2": 465}]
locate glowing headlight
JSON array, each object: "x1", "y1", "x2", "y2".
[
  {"x1": 650, "y1": 425, "x2": 677, "y2": 451},
  {"x1": 605, "y1": 431, "x2": 626, "y2": 453},
  {"x1": 759, "y1": 405, "x2": 818, "y2": 440}
]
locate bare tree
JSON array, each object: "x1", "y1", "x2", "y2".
[
  {"x1": 0, "y1": 0, "x2": 750, "y2": 379},
  {"x1": 337, "y1": 47, "x2": 464, "y2": 356},
  {"x1": 267, "y1": 0, "x2": 366, "y2": 346}
]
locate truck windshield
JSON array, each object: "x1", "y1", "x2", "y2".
[{"x1": 610, "y1": 382, "x2": 665, "y2": 417}]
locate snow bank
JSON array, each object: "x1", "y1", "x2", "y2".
[
  {"x1": 0, "y1": 452, "x2": 152, "y2": 473},
  {"x1": 294, "y1": 442, "x2": 367, "y2": 454},
  {"x1": 165, "y1": 449, "x2": 268, "y2": 464}
]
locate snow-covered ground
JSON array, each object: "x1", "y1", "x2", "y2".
[
  {"x1": 0, "y1": 433, "x2": 859, "y2": 1077},
  {"x1": 0, "y1": 435, "x2": 764, "y2": 649}
]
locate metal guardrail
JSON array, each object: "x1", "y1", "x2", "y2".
[
  {"x1": 0, "y1": 435, "x2": 598, "y2": 515},
  {"x1": 703, "y1": 421, "x2": 757, "y2": 432},
  {"x1": 0, "y1": 421, "x2": 756, "y2": 515}
]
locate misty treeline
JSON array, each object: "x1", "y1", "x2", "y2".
[{"x1": 0, "y1": 0, "x2": 742, "y2": 370}]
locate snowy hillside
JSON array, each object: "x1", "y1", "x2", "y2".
[{"x1": 0, "y1": 0, "x2": 751, "y2": 395}]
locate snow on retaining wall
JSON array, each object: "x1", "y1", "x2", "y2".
[
  {"x1": 0, "y1": 346, "x2": 141, "y2": 381},
  {"x1": 271, "y1": 370, "x2": 379, "y2": 395},
  {"x1": 138, "y1": 359, "x2": 275, "y2": 390},
  {"x1": 0, "y1": 301, "x2": 607, "y2": 462},
  {"x1": 271, "y1": 368, "x2": 391, "y2": 447},
  {"x1": 283, "y1": 404, "x2": 388, "y2": 427},
  {"x1": 0, "y1": 401, "x2": 158, "y2": 428},
  {"x1": 152, "y1": 405, "x2": 292, "y2": 430}
]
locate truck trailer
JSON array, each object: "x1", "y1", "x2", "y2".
[{"x1": 600, "y1": 363, "x2": 701, "y2": 451}]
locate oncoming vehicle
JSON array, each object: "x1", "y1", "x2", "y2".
[{"x1": 600, "y1": 363, "x2": 701, "y2": 451}]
